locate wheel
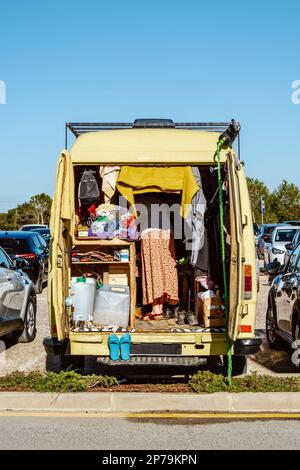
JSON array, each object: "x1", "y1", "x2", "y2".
[
  {"x1": 34, "y1": 270, "x2": 44, "y2": 294},
  {"x1": 46, "y1": 354, "x2": 85, "y2": 373},
  {"x1": 291, "y1": 310, "x2": 300, "y2": 370},
  {"x1": 18, "y1": 296, "x2": 37, "y2": 343},
  {"x1": 266, "y1": 304, "x2": 285, "y2": 350},
  {"x1": 223, "y1": 355, "x2": 247, "y2": 376}
]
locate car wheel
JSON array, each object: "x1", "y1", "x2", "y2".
[
  {"x1": 223, "y1": 355, "x2": 247, "y2": 376},
  {"x1": 35, "y1": 270, "x2": 44, "y2": 294},
  {"x1": 18, "y1": 296, "x2": 37, "y2": 343},
  {"x1": 292, "y1": 311, "x2": 300, "y2": 370},
  {"x1": 266, "y1": 304, "x2": 285, "y2": 350},
  {"x1": 46, "y1": 354, "x2": 85, "y2": 373}
]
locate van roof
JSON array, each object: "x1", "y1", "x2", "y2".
[{"x1": 68, "y1": 128, "x2": 231, "y2": 164}]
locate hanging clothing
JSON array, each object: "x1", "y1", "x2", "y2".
[
  {"x1": 188, "y1": 167, "x2": 207, "y2": 266},
  {"x1": 141, "y1": 229, "x2": 179, "y2": 305},
  {"x1": 99, "y1": 166, "x2": 120, "y2": 203},
  {"x1": 116, "y1": 166, "x2": 199, "y2": 219}
]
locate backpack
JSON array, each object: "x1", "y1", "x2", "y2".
[{"x1": 78, "y1": 170, "x2": 100, "y2": 205}]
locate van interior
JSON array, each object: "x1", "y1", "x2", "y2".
[{"x1": 70, "y1": 164, "x2": 230, "y2": 334}]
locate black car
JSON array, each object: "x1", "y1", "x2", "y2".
[
  {"x1": 0, "y1": 231, "x2": 49, "y2": 293},
  {"x1": 266, "y1": 243, "x2": 300, "y2": 368}
]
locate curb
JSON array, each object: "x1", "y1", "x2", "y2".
[{"x1": 1, "y1": 392, "x2": 300, "y2": 413}]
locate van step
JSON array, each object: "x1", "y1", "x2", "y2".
[{"x1": 97, "y1": 356, "x2": 207, "y2": 366}]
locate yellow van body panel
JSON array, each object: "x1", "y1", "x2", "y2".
[{"x1": 69, "y1": 129, "x2": 228, "y2": 164}]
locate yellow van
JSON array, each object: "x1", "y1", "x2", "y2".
[{"x1": 43, "y1": 119, "x2": 261, "y2": 375}]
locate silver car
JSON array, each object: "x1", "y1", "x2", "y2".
[
  {"x1": 266, "y1": 225, "x2": 300, "y2": 266},
  {"x1": 283, "y1": 228, "x2": 300, "y2": 267},
  {"x1": 0, "y1": 247, "x2": 36, "y2": 342}
]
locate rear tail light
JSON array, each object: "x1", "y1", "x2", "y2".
[
  {"x1": 241, "y1": 325, "x2": 252, "y2": 333},
  {"x1": 244, "y1": 264, "x2": 252, "y2": 300},
  {"x1": 18, "y1": 253, "x2": 37, "y2": 261}
]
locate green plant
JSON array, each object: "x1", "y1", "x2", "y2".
[
  {"x1": 189, "y1": 370, "x2": 300, "y2": 393},
  {"x1": 0, "y1": 371, "x2": 118, "y2": 393}
]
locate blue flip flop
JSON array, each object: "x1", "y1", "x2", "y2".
[
  {"x1": 120, "y1": 333, "x2": 131, "y2": 361},
  {"x1": 108, "y1": 334, "x2": 120, "y2": 361}
]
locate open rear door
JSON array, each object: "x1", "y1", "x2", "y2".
[
  {"x1": 227, "y1": 151, "x2": 243, "y2": 341},
  {"x1": 48, "y1": 151, "x2": 72, "y2": 341}
]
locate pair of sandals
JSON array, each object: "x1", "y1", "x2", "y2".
[
  {"x1": 108, "y1": 333, "x2": 131, "y2": 361},
  {"x1": 143, "y1": 312, "x2": 164, "y2": 321}
]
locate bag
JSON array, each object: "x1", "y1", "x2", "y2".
[{"x1": 78, "y1": 170, "x2": 100, "y2": 205}]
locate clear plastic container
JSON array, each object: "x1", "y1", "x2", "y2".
[
  {"x1": 71, "y1": 277, "x2": 96, "y2": 322},
  {"x1": 93, "y1": 284, "x2": 130, "y2": 327}
]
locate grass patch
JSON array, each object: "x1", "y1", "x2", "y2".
[
  {"x1": 0, "y1": 371, "x2": 118, "y2": 393},
  {"x1": 189, "y1": 370, "x2": 300, "y2": 393}
]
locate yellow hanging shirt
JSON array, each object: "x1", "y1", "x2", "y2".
[{"x1": 116, "y1": 166, "x2": 199, "y2": 218}]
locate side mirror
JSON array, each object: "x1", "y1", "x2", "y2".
[
  {"x1": 266, "y1": 259, "x2": 281, "y2": 276},
  {"x1": 14, "y1": 258, "x2": 29, "y2": 269},
  {"x1": 285, "y1": 242, "x2": 293, "y2": 251}
]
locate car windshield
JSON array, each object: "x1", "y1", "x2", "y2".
[
  {"x1": 275, "y1": 229, "x2": 297, "y2": 242},
  {"x1": 0, "y1": 238, "x2": 29, "y2": 254}
]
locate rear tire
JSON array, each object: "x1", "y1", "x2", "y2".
[
  {"x1": 18, "y1": 296, "x2": 37, "y2": 343},
  {"x1": 223, "y1": 355, "x2": 247, "y2": 376},
  {"x1": 291, "y1": 311, "x2": 300, "y2": 370},
  {"x1": 266, "y1": 304, "x2": 285, "y2": 350},
  {"x1": 46, "y1": 354, "x2": 85, "y2": 373},
  {"x1": 35, "y1": 271, "x2": 44, "y2": 294}
]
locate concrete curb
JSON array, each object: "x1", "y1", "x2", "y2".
[{"x1": 1, "y1": 392, "x2": 300, "y2": 413}]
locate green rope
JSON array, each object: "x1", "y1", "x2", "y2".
[{"x1": 216, "y1": 139, "x2": 232, "y2": 384}]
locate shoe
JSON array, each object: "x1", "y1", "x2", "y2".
[
  {"x1": 172, "y1": 305, "x2": 181, "y2": 320},
  {"x1": 177, "y1": 309, "x2": 187, "y2": 325},
  {"x1": 120, "y1": 333, "x2": 131, "y2": 361},
  {"x1": 108, "y1": 334, "x2": 120, "y2": 361},
  {"x1": 186, "y1": 311, "x2": 198, "y2": 326},
  {"x1": 163, "y1": 308, "x2": 172, "y2": 320}
]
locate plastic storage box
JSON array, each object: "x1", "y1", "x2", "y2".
[{"x1": 93, "y1": 284, "x2": 130, "y2": 327}]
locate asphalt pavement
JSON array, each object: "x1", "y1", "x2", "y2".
[{"x1": 0, "y1": 415, "x2": 299, "y2": 450}]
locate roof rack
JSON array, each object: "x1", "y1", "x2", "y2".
[{"x1": 65, "y1": 119, "x2": 237, "y2": 149}]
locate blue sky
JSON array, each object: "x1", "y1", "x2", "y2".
[{"x1": 0, "y1": 0, "x2": 299, "y2": 212}]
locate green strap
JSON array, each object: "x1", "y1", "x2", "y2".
[{"x1": 216, "y1": 140, "x2": 232, "y2": 384}]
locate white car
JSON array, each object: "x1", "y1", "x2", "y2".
[
  {"x1": 266, "y1": 224, "x2": 300, "y2": 265},
  {"x1": 19, "y1": 224, "x2": 48, "y2": 232}
]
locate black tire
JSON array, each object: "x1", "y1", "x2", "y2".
[
  {"x1": 291, "y1": 310, "x2": 300, "y2": 370},
  {"x1": 266, "y1": 303, "x2": 285, "y2": 350},
  {"x1": 35, "y1": 270, "x2": 44, "y2": 294},
  {"x1": 18, "y1": 295, "x2": 37, "y2": 343},
  {"x1": 46, "y1": 354, "x2": 85, "y2": 373},
  {"x1": 223, "y1": 355, "x2": 247, "y2": 376}
]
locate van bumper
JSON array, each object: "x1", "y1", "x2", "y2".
[
  {"x1": 43, "y1": 336, "x2": 70, "y2": 355},
  {"x1": 234, "y1": 337, "x2": 262, "y2": 355}
]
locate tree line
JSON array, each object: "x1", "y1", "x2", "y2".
[
  {"x1": 0, "y1": 193, "x2": 52, "y2": 230},
  {"x1": 247, "y1": 178, "x2": 300, "y2": 224},
  {"x1": 0, "y1": 179, "x2": 299, "y2": 231}
]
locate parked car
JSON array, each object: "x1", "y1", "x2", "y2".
[
  {"x1": 0, "y1": 231, "x2": 49, "y2": 293},
  {"x1": 257, "y1": 223, "x2": 277, "y2": 260},
  {"x1": 283, "y1": 228, "x2": 300, "y2": 267},
  {"x1": 266, "y1": 225, "x2": 300, "y2": 266},
  {"x1": 30, "y1": 228, "x2": 51, "y2": 245},
  {"x1": 19, "y1": 224, "x2": 48, "y2": 231},
  {"x1": 284, "y1": 220, "x2": 300, "y2": 226},
  {"x1": 266, "y1": 244, "x2": 300, "y2": 368},
  {"x1": 0, "y1": 247, "x2": 36, "y2": 342}
]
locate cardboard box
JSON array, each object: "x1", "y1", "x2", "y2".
[
  {"x1": 199, "y1": 297, "x2": 225, "y2": 328},
  {"x1": 108, "y1": 273, "x2": 128, "y2": 286}
]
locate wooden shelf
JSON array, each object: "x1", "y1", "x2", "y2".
[{"x1": 74, "y1": 237, "x2": 132, "y2": 246}]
